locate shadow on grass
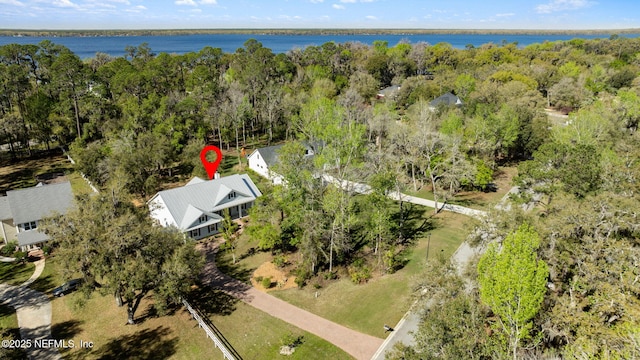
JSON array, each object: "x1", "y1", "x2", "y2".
[
  {"x1": 219, "y1": 152, "x2": 240, "y2": 176},
  {"x1": 51, "y1": 319, "x2": 84, "y2": 341},
  {"x1": 71, "y1": 326, "x2": 178, "y2": 360},
  {"x1": 448, "y1": 196, "x2": 486, "y2": 209},
  {"x1": 0, "y1": 303, "x2": 16, "y2": 318},
  {"x1": 392, "y1": 202, "x2": 434, "y2": 244},
  {"x1": 0, "y1": 168, "x2": 36, "y2": 195},
  {"x1": 28, "y1": 274, "x2": 56, "y2": 294},
  {"x1": 0, "y1": 326, "x2": 27, "y2": 360},
  {"x1": 0, "y1": 149, "x2": 70, "y2": 194},
  {"x1": 182, "y1": 286, "x2": 243, "y2": 360},
  {"x1": 0, "y1": 262, "x2": 34, "y2": 285},
  {"x1": 188, "y1": 285, "x2": 239, "y2": 317},
  {"x1": 135, "y1": 297, "x2": 181, "y2": 325},
  {"x1": 215, "y1": 251, "x2": 254, "y2": 284}
]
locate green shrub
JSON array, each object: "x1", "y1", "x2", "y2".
[
  {"x1": 348, "y1": 258, "x2": 372, "y2": 284},
  {"x1": 475, "y1": 160, "x2": 494, "y2": 191},
  {"x1": 1, "y1": 241, "x2": 17, "y2": 256},
  {"x1": 13, "y1": 251, "x2": 27, "y2": 262},
  {"x1": 383, "y1": 246, "x2": 407, "y2": 274},
  {"x1": 261, "y1": 276, "x2": 272, "y2": 289},
  {"x1": 281, "y1": 332, "x2": 304, "y2": 347},
  {"x1": 294, "y1": 267, "x2": 312, "y2": 288},
  {"x1": 272, "y1": 254, "x2": 287, "y2": 268},
  {"x1": 323, "y1": 271, "x2": 337, "y2": 280},
  {"x1": 349, "y1": 267, "x2": 371, "y2": 284}
]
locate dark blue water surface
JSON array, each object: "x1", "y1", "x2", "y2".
[{"x1": 1, "y1": 33, "x2": 638, "y2": 59}]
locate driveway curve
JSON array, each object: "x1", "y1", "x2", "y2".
[
  {"x1": 198, "y1": 242, "x2": 383, "y2": 360},
  {"x1": 0, "y1": 259, "x2": 61, "y2": 360}
]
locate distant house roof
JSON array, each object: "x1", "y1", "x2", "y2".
[
  {"x1": 252, "y1": 144, "x2": 284, "y2": 167},
  {"x1": 249, "y1": 141, "x2": 322, "y2": 168},
  {"x1": 6, "y1": 182, "x2": 74, "y2": 225},
  {"x1": 429, "y1": 92, "x2": 463, "y2": 108},
  {"x1": 148, "y1": 174, "x2": 262, "y2": 231},
  {"x1": 377, "y1": 85, "x2": 401, "y2": 99}
]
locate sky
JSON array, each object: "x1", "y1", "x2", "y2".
[{"x1": 0, "y1": 0, "x2": 638, "y2": 30}]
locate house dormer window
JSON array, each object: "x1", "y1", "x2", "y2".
[
  {"x1": 199, "y1": 215, "x2": 207, "y2": 223},
  {"x1": 228, "y1": 192, "x2": 236, "y2": 200}
]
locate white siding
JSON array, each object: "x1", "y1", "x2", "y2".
[
  {"x1": 248, "y1": 151, "x2": 270, "y2": 180},
  {"x1": 148, "y1": 196, "x2": 177, "y2": 228}
]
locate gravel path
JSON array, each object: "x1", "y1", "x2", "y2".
[{"x1": 198, "y1": 242, "x2": 384, "y2": 360}]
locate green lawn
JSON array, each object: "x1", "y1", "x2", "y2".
[
  {"x1": 0, "y1": 261, "x2": 36, "y2": 286},
  {"x1": 67, "y1": 172, "x2": 96, "y2": 196},
  {"x1": 0, "y1": 260, "x2": 35, "y2": 360},
  {"x1": 0, "y1": 304, "x2": 18, "y2": 330},
  {"x1": 0, "y1": 303, "x2": 27, "y2": 360},
  {"x1": 28, "y1": 254, "x2": 63, "y2": 295},
  {"x1": 196, "y1": 290, "x2": 354, "y2": 360}
]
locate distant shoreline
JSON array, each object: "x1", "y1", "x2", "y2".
[{"x1": 1, "y1": 28, "x2": 639, "y2": 37}]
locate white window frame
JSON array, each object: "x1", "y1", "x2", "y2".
[{"x1": 22, "y1": 221, "x2": 37, "y2": 231}]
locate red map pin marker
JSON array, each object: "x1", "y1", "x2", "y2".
[{"x1": 200, "y1": 145, "x2": 223, "y2": 180}]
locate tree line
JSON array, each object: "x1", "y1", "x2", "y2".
[{"x1": 2, "y1": 36, "x2": 638, "y2": 197}]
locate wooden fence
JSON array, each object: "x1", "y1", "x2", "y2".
[{"x1": 182, "y1": 298, "x2": 241, "y2": 360}]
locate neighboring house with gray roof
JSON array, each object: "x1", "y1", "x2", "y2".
[
  {"x1": 147, "y1": 174, "x2": 262, "y2": 240},
  {"x1": 247, "y1": 143, "x2": 318, "y2": 184},
  {"x1": 376, "y1": 85, "x2": 401, "y2": 100},
  {"x1": 429, "y1": 92, "x2": 463, "y2": 110},
  {"x1": 0, "y1": 181, "x2": 75, "y2": 250},
  {"x1": 248, "y1": 144, "x2": 284, "y2": 184}
]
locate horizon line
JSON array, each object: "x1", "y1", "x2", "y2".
[{"x1": 1, "y1": 27, "x2": 639, "y2": 33}]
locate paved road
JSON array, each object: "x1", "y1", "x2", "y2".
[
  {"x1": 322, "y1": 174, "x2": 487, "y2": 218},
  {"x1": 0, "y1": 259, "x2": 61, "y2": 360},
  {"x1": 370, "y1": 239, "x2": 482, "y2": 360},
  {"x1": 370, "y1": 309, "x2": 422, "y2": 359},
  {"x1": 370, "y1": 185, "x2": 542, "y2": 359},
  {"x1": 198, "y1": 242, "x2": 384, "y2": 360}
]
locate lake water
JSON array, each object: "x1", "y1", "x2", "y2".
[{"x1": 1, "y1": 32, "x2": 638, "y2": 59}]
